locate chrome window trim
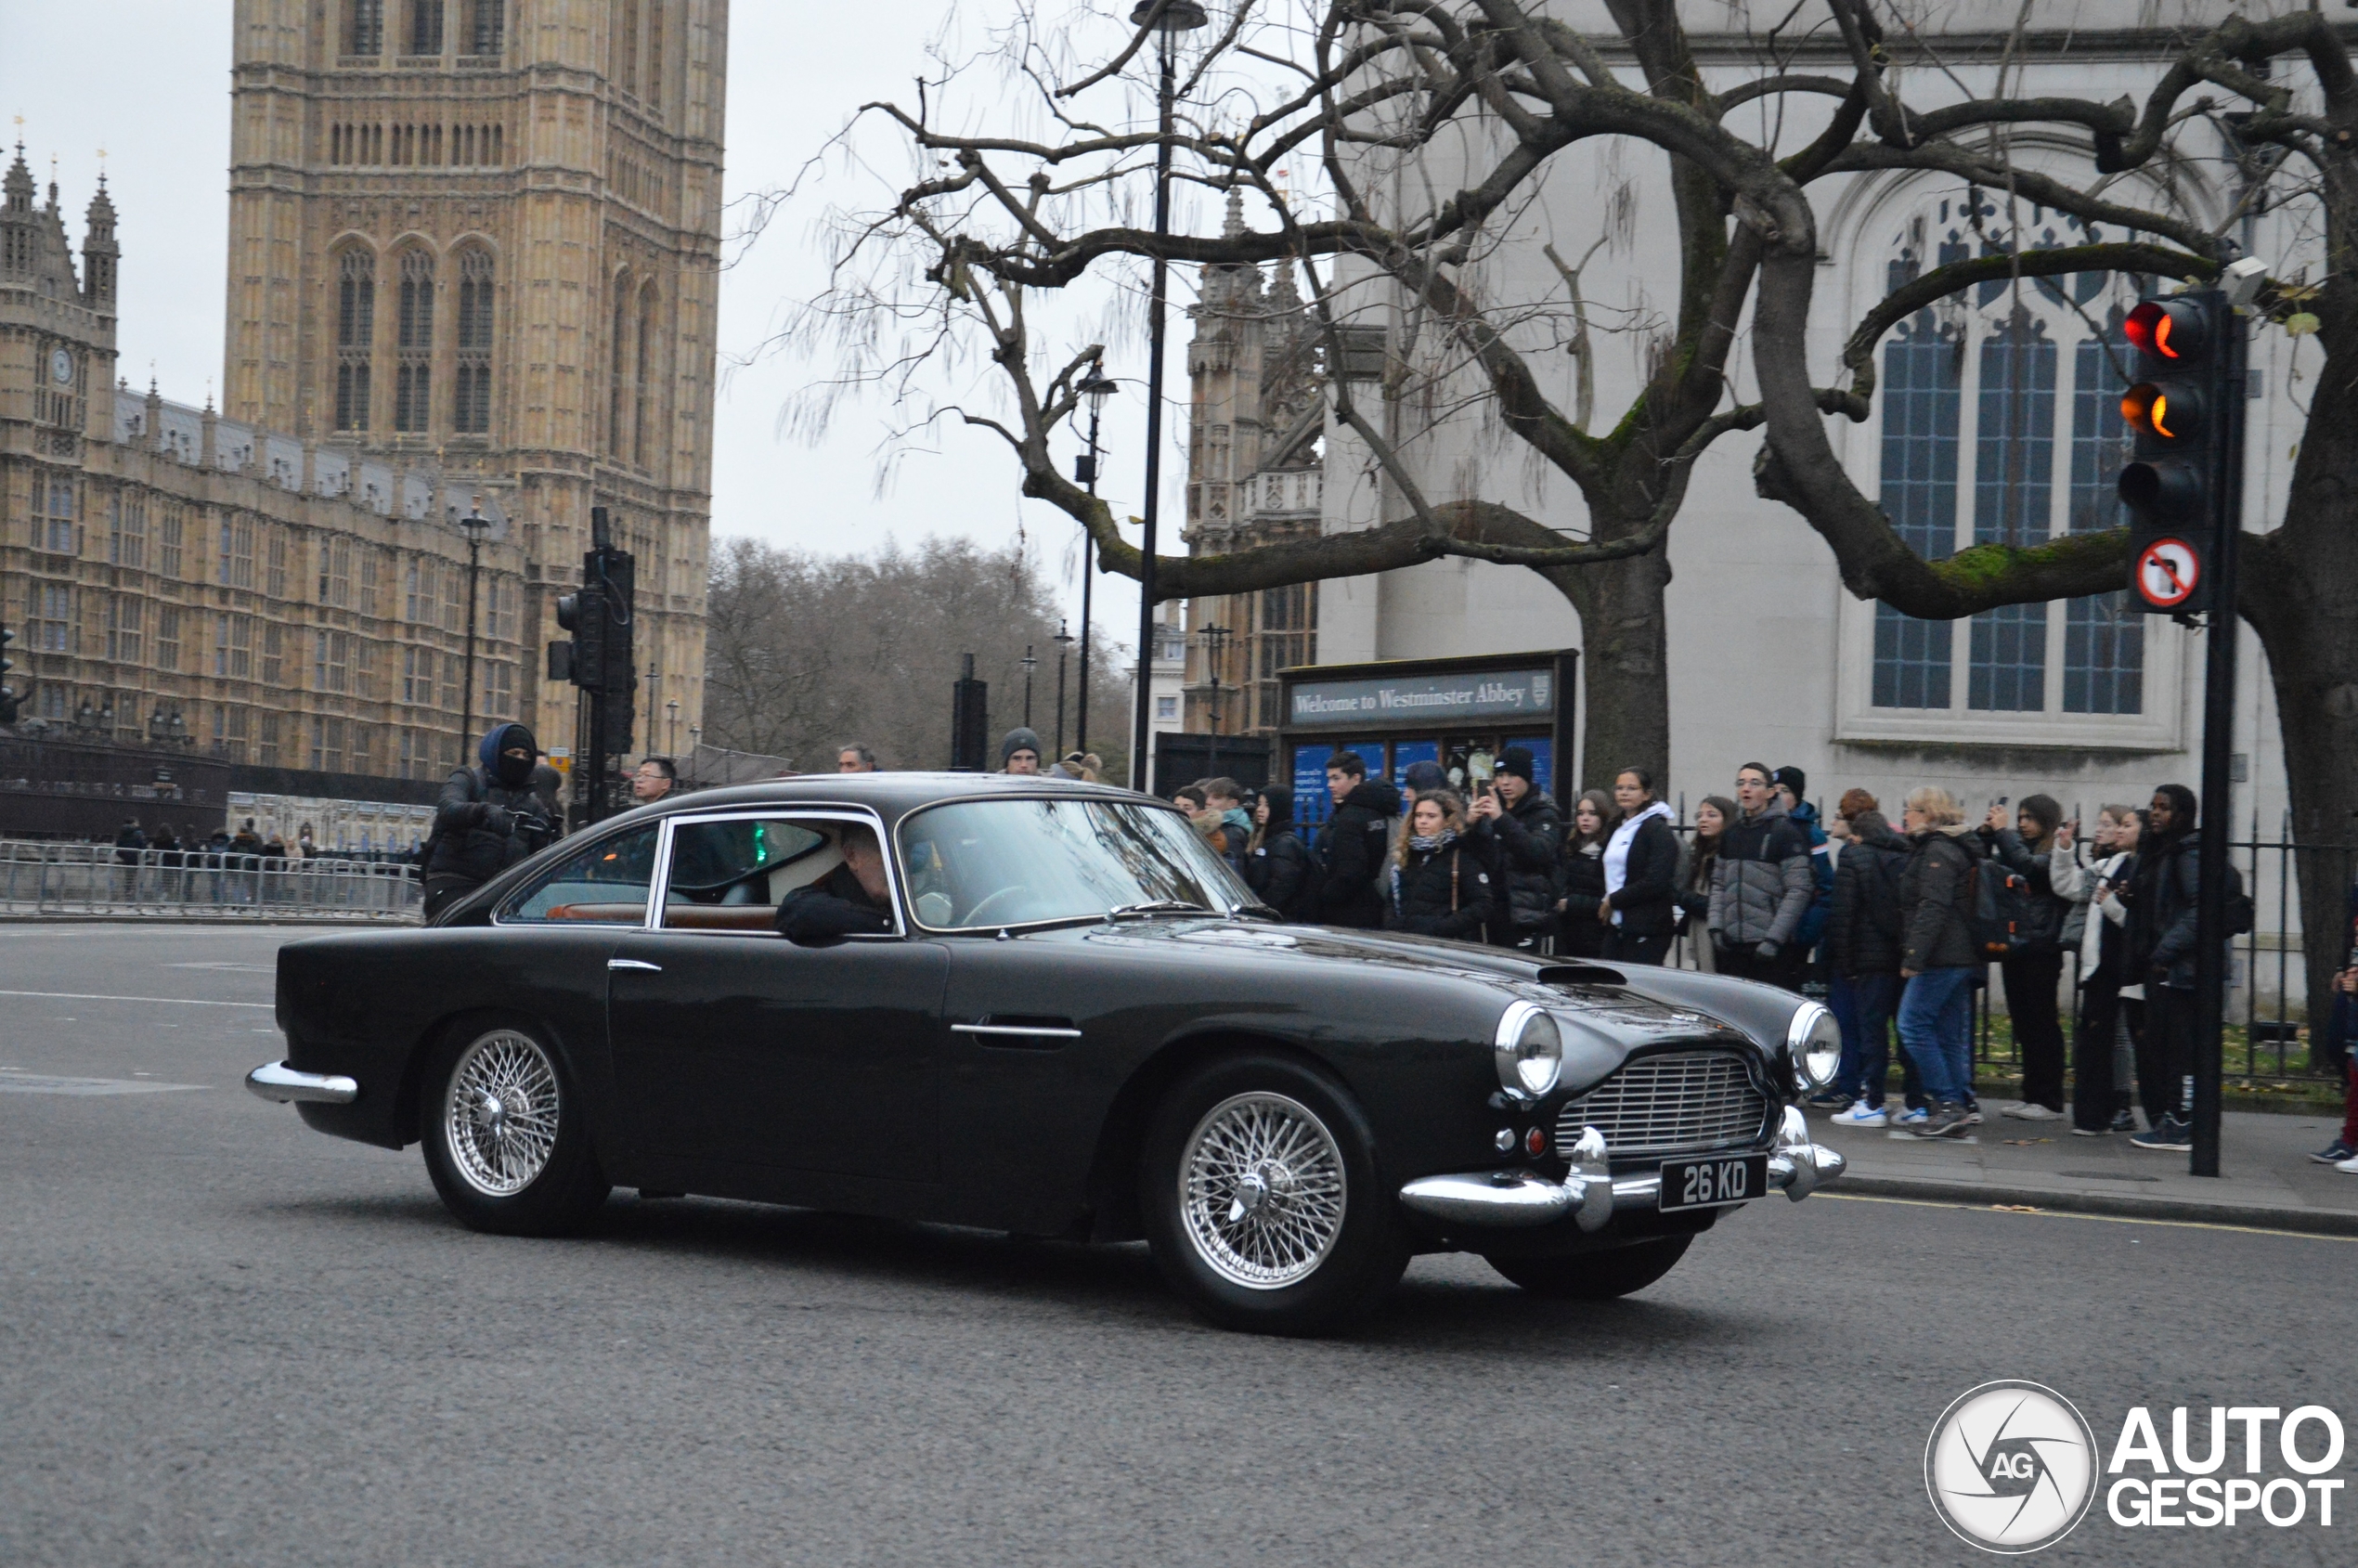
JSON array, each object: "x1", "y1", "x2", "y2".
[
  {"x1": 647, "y1": 806, "x2": 906, "y2": 939},
  {"x1": 487, "y1": 819, "x2": 665, "y2": 928},
  {"x1": 891, "y1": 795, "x2": 1224, "y2": 936}
]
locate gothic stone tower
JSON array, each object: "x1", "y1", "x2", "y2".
[
  {"x1": 223, "y1": 0, "x2": 725, "y2": 756},
  {"x1": 1179, "y1": 196, "x2": 1320, "y2": 739}
]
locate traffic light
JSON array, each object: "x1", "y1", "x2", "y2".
[
  {"x1": 2118, "y1": 292, "x2": 2235, "y2": 615},
  {"x1": 0, "y1": 622, "x2": 16, "y2": 725}
]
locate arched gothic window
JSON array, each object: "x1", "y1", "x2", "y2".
[
  {"x1": 453, "y1": 247, "x2": 495, "y2": 434},
  {"x1": 334, "y1": 247, "x2": 376, "y2": 432},
  {"x1": 395, "y1": 249, "x2": 435, "y2": 434},
  {"x1": 608, "y1": 271, "x2": 633, "y2": 458},
  {"x1": 632, "y1": 281, "x2": 660, "y2": 468},
  {"x1": 1867, "y1": 192, "x2": 2147, "y2": 718}
]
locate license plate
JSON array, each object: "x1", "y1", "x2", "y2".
[{"x1": 1658, "y1": 1153, "x2": 1767, "y2": 1212}]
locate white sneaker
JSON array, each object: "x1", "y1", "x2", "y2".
[
  {"x1": 2002, "y1": 1103, "x2": 2060, "y2": 1121},
  {"x1": 2336, "y1": 1155, "x2": 2358, "y2": 1175},
  {"x1": 1832, "y1": 1099, "x2": 1888, "y2": 1128},
  {"x1": 1896, "y1": 1106, "x2": 1929, "y2": 1127}
]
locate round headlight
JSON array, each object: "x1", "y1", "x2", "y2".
[
  {"x1": 1494, "y1": 1002, "x2": 1563, "y2": 1098},
  {"x1": 1785, "y1": 1002, "x2": 1842, "y2": 1093}
]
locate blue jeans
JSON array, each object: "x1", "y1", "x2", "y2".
[
  {"x1": 1835, "y1": 971, "x2": 1903, "y2": 1106},
  {"x1": 1898, "y1": 967, "x2": 1976, "y2": 1105}
]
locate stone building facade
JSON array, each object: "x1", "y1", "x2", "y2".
[
  {"x1": 1175, "y1": 197, "x2": 1322, "y2": 741},
  {"x1": 2, "y1": 144, "x2": 533, "y2": 775},
  {"x1": 219, "y1": 0, "x2": 724, "y2": 755}
]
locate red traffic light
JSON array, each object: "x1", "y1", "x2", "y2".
[
  {"x1": 2121, "y1": 382, "x2": 2203, "y2": 442},
  {"x1": 2125, "y1": 299, "x2": 2208, "y2": 362}
]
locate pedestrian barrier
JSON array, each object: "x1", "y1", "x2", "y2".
[{"x1": 0, "y1": 839, "x2": 421, "y2": 921}]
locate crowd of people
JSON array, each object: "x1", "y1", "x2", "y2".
[{"x1": 1160, "y1": 747, "x2": 2358, "y2": 1167}]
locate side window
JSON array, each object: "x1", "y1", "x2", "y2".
[
  {"x1": 657, "y1": 816, "x2": 851, "y2": 933},
  {"x1": 500, "y1": 825, "x2": 658, "y2": 923}
]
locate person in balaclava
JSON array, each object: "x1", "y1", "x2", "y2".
[{"x1": 422, "y1": 721, "x2": 562, "y2": 921}]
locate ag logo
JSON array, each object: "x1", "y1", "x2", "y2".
[{"x1": 1925, "y1": 1381, "x2": 2098, "y2": 1553}]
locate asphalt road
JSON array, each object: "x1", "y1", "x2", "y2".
[{"x1": 2, "y1": 923, "x2": 2351, "y2": 1567}]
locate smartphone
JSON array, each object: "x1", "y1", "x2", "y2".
[{"x1": 1997, "y1": 796, "x2": 2010, "y2": 807}]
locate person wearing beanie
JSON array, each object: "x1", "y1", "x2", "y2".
[
  {"x1": 1978, "y1": 792, "x2": 2074, "y2": 1120},
  {"x1": 1470, "y1": 744, "x2": 1562, "y2": 949},
  {"x1": 1000, "y1": 728, "x2": 1044, "y2": 774},
  {"x1": 1401, "y1": 759, "x2": 1447, "y2": 802},
  {"x1": 422, "y1": 721, "x2": 561, "y2": 920},
  {"x1": 1771, "y1": 765, "x2": 1834, "y2": 962}
]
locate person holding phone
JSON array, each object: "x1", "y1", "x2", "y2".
[
  {"x1": 2057, "y1": 804, "x2": 2141, "y2": 1134},
  {"x1": 1468, "y1": 745, "x2": 1561, "y2": 951}
]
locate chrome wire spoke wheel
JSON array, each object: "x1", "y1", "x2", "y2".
[
  {"x1": 442, "y1": 1030, "x2": 562, "y2": 1198},
  {"x1": 1178, "y1": 1092, "x2": 1347, "y2": 1289}
]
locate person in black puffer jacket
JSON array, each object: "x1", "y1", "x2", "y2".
[
  {"x1": 1468, "y1": 745, "x2": 1562, "y2": 950},
  {"x1": 1384, "y1": 789, "x2": 1493, "y2": 941},
  {"x1": 1600, "y1": 768, "x2": 1679, "y2": 964},
  {"x1": 1823, "y1": 793, "x2": 1915, "y2": 1124},
  {"x1": 423, "y1": 722, "x2": 562, "y2": 920},
  {"x1": 1243, "y1": 784, "x2": 1316, "y2": 921},
  {"x1": 1977, "y1": 793, "x2": 2074, "y2": 1121},
  {"x1": 1555, "y1": 789, "x2": 1614, "y2": 958},
  {"x1": 1314, "y1": 750, "x2": 1401, "y2": 929}
]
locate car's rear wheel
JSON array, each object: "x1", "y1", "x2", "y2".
[
  {"x1": 421, "y1": 1019, "x2": 610, "y2": 1235},
  {"x1": 1484, "y1": 1236, "x2": 1691, "y2": 1300},
  {"x1": 1141, "y1": 1053, "x2": 1407, "y2": 1335}
]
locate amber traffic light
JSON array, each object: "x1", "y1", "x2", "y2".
[{"x1": 2120, "y1": 382, "x2": 2204, "y2": 443}]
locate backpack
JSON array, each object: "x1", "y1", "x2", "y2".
[
  {"x1": 1366, "y1": 814, "x2": 1399, "y2": 903},
  {"x1": 1969, "y1": 858, "x2": 2041, "y2": 959}
]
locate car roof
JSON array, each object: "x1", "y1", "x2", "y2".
[{"x1": 617, "y1": 771, "x2": 1175, "y2": 833}]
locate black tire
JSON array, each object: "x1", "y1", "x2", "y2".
[
  {"x1": 420, "y1": 1017, "x2": 610, "y2": 1236},
  {"x1": 1485, "y1": 1236, "x2": 1691, "y2": 1300},
  {"x1": 1140, "y1": 1053, "x2": 1408, "y2": 1336}
]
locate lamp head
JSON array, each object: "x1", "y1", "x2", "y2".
[{"x1": 1129, "y1": 0, "x2": 1208, "y2": 31}]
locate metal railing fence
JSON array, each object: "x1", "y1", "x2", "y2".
[{"x1": 0, "y1": 839, "x2": 421, "y2": 921}]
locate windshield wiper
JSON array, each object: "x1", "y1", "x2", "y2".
[
  {"x1": 1231, "y1": 901, "x2": 1283, "y2": 919},
  {"x1": 1105, "y1": 900, "x2": 1216, "y2": 920}
]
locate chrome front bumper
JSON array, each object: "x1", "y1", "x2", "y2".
[
  {"x1": 245, "y1": 1060, "x2": 359, "y2": 1106},
  {"x1": 1398, "y1": 1107, "x2": 1846, "y2": 1229}
]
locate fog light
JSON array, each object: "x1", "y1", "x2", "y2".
[
  {"x1": 1494, "y1": 1127, "x2": 1516, "y2": 1153},
  {"x1": 1524, "y1": 1126, "x2": 1547, "y2": 1157}
]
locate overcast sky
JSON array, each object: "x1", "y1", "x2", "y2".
[{"x1": 0, "y1": 1, "x2": 1154, "y2": 655}]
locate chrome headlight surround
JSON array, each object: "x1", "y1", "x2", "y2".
[
  {"x1": 1785, "y1": 1001, "x2": 1842, "y2": 1094},
  {"x1": 1493, "y1": 1001, "x2": 1563, "y2": 1100}
]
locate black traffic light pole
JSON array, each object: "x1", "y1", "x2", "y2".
[{"x1": 2189, "y1": 307, "x2": 2248, "y2": 1180}]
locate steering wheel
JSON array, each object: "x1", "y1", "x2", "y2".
[{"x1": 961, "y1": 885, "x2": 1030, "y2": 927}]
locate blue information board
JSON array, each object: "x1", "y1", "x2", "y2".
[
  {"x1": 1391, "y1": 739, "x2": 1438, "y2": 784},
  {"x1": 1291, "y1": 741, "x2": 1383, "y2": 827},
  {"x1": 1522, "y1": 736, "x2": 1553, "y2": 797}
]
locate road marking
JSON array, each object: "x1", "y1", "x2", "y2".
[
  {"x1": 0, "y1": 1074, "x2": 206, "y2": 1095},
  {"x1": 166, "y1": 962, "x2": 276, "y2": 974},
  {"x1": 0, "y1": 989, "x2": 272, "y2": 1009},
  {"x1": 1821, "y1": 1190, "x2": 2358, "y2": 1242}
]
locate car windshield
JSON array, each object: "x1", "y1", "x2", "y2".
[{"x1": 898, "y1": 797, "x2": 1251, "y2": 930}]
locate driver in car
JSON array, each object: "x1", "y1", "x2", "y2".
[{"x1": 774, "y1": 823, "x2": 895, "y2": 941}]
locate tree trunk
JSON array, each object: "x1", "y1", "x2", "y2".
[
  {"x1": 2242, "y1": 344, "x2": 2358, "y2": 1062},
  {"x1": 1557, "y1": 543, "x2": 1673, "y2": 795}
]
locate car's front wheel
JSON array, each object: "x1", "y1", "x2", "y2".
[
  {"x1": 1484, "y1": 1236, "x2": 1691, "y2": 1300},
  {"x1": 1141, "y1": 1054, "x2": 1407, "y2": 1335},
  {"x1": 421, "y1": 1019, "x2": 610, "y2": 1236}
]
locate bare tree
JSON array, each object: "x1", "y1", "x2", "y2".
[{"x1": 704, "y1": 536, "x2": 1131, "y2": 778}]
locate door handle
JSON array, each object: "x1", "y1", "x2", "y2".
[
  {"x1": 951, "y1": 1022, "x2": 1082, "y2": 1040},
  {"x1": 607, "y1": 957, "x2": 663, "y2": 972}
]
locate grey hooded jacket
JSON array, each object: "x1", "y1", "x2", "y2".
[{"x1": 1707, "y1": 801, "x2": 1815, "y2": 948}]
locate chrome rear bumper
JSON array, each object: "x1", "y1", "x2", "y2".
[
  {"x1": 245, "y1": 1060, "x2": 359, "y2": 1106},
  {"x1": 1397, "y1": 1108, "x2": 1845, "y2": 1229}
]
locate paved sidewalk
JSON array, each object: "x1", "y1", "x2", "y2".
[{"x1": 1814, "y1": 1104, "x2": 2358, "y2": 1235}]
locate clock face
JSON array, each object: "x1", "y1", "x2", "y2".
[{"x1": 50, "y1": 348, "x2": 72, "y2": 385}]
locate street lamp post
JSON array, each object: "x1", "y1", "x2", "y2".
[
  {"x1": 1129, "y1": 0, "x2": 1207, "y2": 792},
  {"x1": 1052, "y1": 619, "x2": 1074, "y2": 758},
  {"x1": 666, "y1": 697, "x2": 680, "y2": 757},
  {"x1": 1073, "y1": 360, "x2": 1117, "y2": 756},
  {"x1": 456, "y1": 498, "x2": 492, "y2": 754},
  {"x1": 1020, "y1": 644, "x2": 1038, "y2": 730},
  {"x1": 1198, "y1": 621, "x2": 1231, "y2": 782}
]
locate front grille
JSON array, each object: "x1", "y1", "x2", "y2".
[{"x1": 1555, "y1": 1050, "x2": 1769, "y2": 1159}]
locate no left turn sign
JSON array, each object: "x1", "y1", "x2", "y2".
[{"x1": 2135, "y1": 538, "x2": 2200, "y2": 609}]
